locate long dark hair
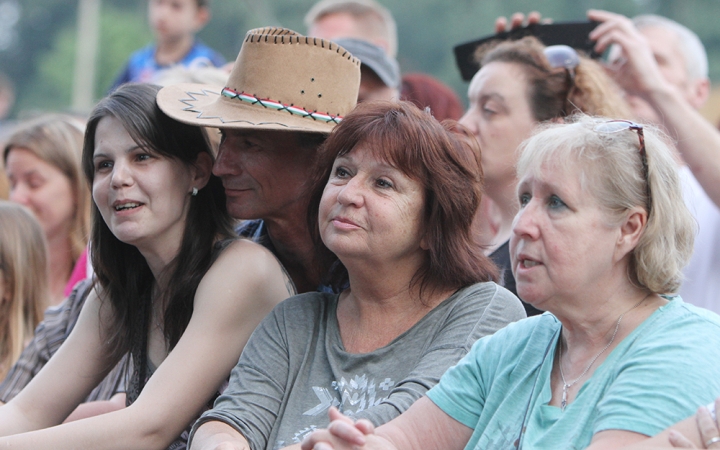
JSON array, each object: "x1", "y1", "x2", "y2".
[
  {"x1": 82, "y1": 83, "x2": 234, "y2": 374},
  {"x1": 308, "y1": 100, "x2": 498, "y2": 296}
]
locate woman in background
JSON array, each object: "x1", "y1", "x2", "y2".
[
  {"x1": 0, "y1": 201, "x2": 49, "y2": 380},
  {"x1": 459, "y1": 36, "x2": 632, "y2": 313},
  {"x1": 3, "y1": 115, "x2": 90, "y2": 303}
]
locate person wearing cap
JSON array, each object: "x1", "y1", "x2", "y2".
[
  {"x1": 331, "y1": 38, "x2": 400, "y2": 103},
  {"x1": 158, "y1": 27, "x2": 360, "y2": 294}
]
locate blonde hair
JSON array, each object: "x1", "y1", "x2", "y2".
[
  {"x1": 0, "y1": 201, "x2": 49, "y2": 378},
  {"x1": 517, "y1": 115, "x2": 695, "y2": 294},
  {"x1": 3, "y1": 114, "x2": 90, "y2": 263}
]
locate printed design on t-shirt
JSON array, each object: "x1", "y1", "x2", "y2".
[{"x1": 303, "y1": 374, "x2": 395, "y2": 417}]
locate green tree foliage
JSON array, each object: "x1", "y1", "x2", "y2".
[{"x1": 5, "y1": 0, "x2": 720, "y2": 116}]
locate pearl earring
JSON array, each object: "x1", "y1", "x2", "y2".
[{"x1": 191, "y1": 187, "x2": 198, "y2": 196}]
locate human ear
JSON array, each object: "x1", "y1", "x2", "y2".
[
  {"x1": 615, "y1": 206, "x2": 647, "y2": 260},
  {"x1": 194, "y1": 6, "x2": 210, "y2": 31},
  {"x1": 191, "y1": 152, "x2": 213, "y2": 190},
  {"x1": 688, "y1": 78, "x2": 710, "y2": 110}
]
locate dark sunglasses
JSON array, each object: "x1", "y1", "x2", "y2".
[
  {"x1": 593, "y1": 120, "x2": 651, "y2": 215},
  {"x1": 544, "y1": 45, "x2": 580, "y2": 116}
]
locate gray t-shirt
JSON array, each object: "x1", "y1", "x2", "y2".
[{"x1": 189, "y1": 281, "x2": 525, "y2": 450}]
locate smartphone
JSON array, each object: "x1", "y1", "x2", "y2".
[{"x1": 453, "y1": 21, "x2": 600, "y2": 81}]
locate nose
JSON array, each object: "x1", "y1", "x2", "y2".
[
  {"x1": 9, "y1": 182, "x2": 30, "y2": 205},
  {"x1": 212, "y1": 144, "x2": 239, "y2": 177},
  {"x1": 512, "y1": 200, "x2": 540, "y2": 241},
  {"x1": 110, "y1": 160, "x2": 133, "y2": 189},
  {"x1": 335, "y1": 176, "x2": 365, "y2": 208},
  {"x1": 459, "y1": 109, "x2": 478, "y2": 137}
]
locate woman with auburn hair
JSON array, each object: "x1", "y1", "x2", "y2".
[
  {"x1": 0, "y1": 201, "x2": 49, "y2": 380},
  {"x1": 3, "y1": 115, "x2": 90, "y2": 304},
  {"x1": 188, "y1": 100, "x2": 525, "y2": 450},
  {"x1": 459, "y1": 36, "x2": 632, "y2": 314},
  {"x1": 302, "y1": 115, "x2": 720, "y2": 450}
]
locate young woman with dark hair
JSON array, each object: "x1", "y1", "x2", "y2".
[{"x1": 0, "y1": 83, "x2": 293, "y2": 449}]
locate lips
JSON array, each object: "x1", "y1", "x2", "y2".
[
  {"x1": 516, "y1": 253, "x2": 542, "y2": 270},
  {"x1": 331, "y1": 216, "x2": 361, "y2": 229},
  {"x1": 113, "y1": 200, "x2": 144, "y2": 212}
]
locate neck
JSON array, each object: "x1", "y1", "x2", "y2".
[
  {"x1": 47, "y1": 234, "x2": 74, "y2": 305},
  {"x1": 264, "y1": 217, "x2": 320, "y2": 293},
  {"x1": 155, "y1": 34, "x2": 194, "y2": 66},
  {"x1": 485, "y1": 178, "x2": 519, "y2": 250},
  {"x1": 337, "y1": 265, "x2": 454, "y2": 353},
  {"x1": 559, "y1": 288, "x2": 660, "y2": 365}
]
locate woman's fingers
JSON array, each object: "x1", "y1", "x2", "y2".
[
  {"x1": 328, "y1": 420, "x2": 366, "y2": 446},
  {"x1": 668, "y1": 430, "x2": 697, "y2": 448},
  {"x1": 354, "y1": 419, "x2": 376, "y2": 435},
  {"x1": 697, "y1": 406, "x2": 720, "y2": 448}
]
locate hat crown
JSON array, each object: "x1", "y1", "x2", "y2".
[{"x1": 228, "y1": 27, "x2": 361, "y2": 120}]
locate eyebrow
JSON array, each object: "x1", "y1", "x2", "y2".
[{"x1": 92, "y1": 145, "x2": 143, "y2": 160}]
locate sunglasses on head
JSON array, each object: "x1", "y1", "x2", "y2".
[{"x1": 593, "y1": 119, "x2": 651, "y2": 216}]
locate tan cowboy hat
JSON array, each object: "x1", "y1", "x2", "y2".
[{"x1": 157, "y1": 27, "x2": 361, "y2": 134}]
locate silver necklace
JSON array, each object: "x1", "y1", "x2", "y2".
[{"x1": 558, "y1": 294, "x2": 649, "y2": 412}]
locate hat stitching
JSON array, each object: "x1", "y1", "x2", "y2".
[{"x1": 220, "y1": 87, "x2": 343, "y2": 123}]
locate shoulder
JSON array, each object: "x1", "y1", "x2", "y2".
[
  {"x1": 206, "y1": 238, "x2": 284, "y2": 280},
  {"x1": 192, "y1": 239, "x2": 292, "y2": 313},
  {"x1": 269, "y1": 291, "x2": 335, "y2": 322},
  {"x1": 471, "y1": 313, "x2": 559, "y2": 358},
  {"x1": 127, "y1": 44, "x2": 155, "y2": 64},
  {"x1": 189, "y1": 41, "x2": 226, "y2": 66},
  {"x1": 636, "y1": 296, "x2": 720, "y2": 342},
  {"x1": 653, "y1": 296, "x2": 720, "y2": 329},
  {"x1": 449, "y1": 282, "x2": 526, "y2": 319}
]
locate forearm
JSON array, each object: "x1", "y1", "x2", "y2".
[
  {"x1": 0, "y1": 404, "x2": 176, "y2": 450},
  {"x1": 645, "y1": 84, "x2": 720, "y2": 207},
  {"x1": 63, "y1": 393, "x2": 126, "y2": 423},
  {"x1": 190, "y1": 420, "x2": 251, "y2": 450}
]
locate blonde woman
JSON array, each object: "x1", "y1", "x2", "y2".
[
  {"x1": 0, "y1": 201, "x2": 49, "y2": 379},
  {"x1": 4, "y1": 115, "x2": 90, "y2": 304}
]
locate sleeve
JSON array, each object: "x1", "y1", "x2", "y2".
[
  {"x1": 108, "y1": 61, "x2": 132, "y2": 93},
  {"x1": 188, "y1": 303, "x2": 292, "y2": 450},
  {"x1": 0, "y1": 281, "x2": 91, "y2": 402},
  {"x1": 593, "y1": 314, "x2": 720, "y2": 437},
  {"x1": 425, "y1": 334, "x2": 495, "y2": 429},
  {"x1": 354, "y1": 284, "x2": 526, "y2": 426}
]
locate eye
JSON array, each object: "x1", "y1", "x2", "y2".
[
  {"x1": 95, "y1": 160, "x2": 113, "y2": 171},
  {"x1": 27, "y1": 176, "x2": 45, "y2": 189},
  {"x1": 519, "y1": 192, "x2": 531, "y2": 207},
  {"x1": 375, "y1": 178, "x2": 393, "y2": 189},
  {"x1": 548, "y1": 195, "x2": 567, "y2": 209},
  {"x1": 136, "y1": 153, "x2": 152, "y2": 162},
  {"x1": 333, "y1": 166, "x2": 350, "y2": 178}
]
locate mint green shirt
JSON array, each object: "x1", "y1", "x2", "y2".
[{"x1": 427, "y1": 298, "x2": 720, "y2": 450}]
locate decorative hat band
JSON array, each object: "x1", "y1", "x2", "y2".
[{"x1": 220, "y1": 87, "x2": 343, "y2": 124}]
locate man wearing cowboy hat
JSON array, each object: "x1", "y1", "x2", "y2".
[{"x1": 158, "y1": 26, "x2": 360, "y2": 294}]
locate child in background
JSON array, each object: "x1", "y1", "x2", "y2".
[
  {"x1": 0, "y1": 201, "x2": 49, "y2": 380},
  {"x1": 110, "y1": 0, "x2": 225, "y2": 91}
]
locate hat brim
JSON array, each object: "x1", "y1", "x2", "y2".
[{"x1": 157, "y1": 83, "x2": 337, "y2": 134}]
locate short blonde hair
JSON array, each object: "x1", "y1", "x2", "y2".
[
  {"x1": 0, "y1": 201, "x2": 49, "y2": 379},
  {"x1": 3, "y1": 114, "x2": 90, "y2": 263},
  {"x1": 516, "y1": 114, "x2": 695, "y2": 294}
]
